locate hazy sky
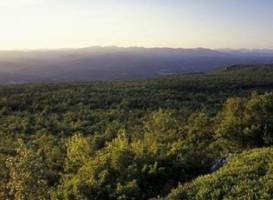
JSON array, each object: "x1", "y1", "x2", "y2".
[{"x1": 1, "y1": 0, "x2": 273, "y2": 50}]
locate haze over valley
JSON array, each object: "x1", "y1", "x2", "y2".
[{"x1": 1, "y1": 47, "x2": 273, "y2": 84}]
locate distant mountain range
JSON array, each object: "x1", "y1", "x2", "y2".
[{"x1": 0, "y1": 46, "x2": 273, "y2": 84}]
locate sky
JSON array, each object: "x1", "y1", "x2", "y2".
[{"x1": 0, "y1": 0, "x2": 273, "y2": 50}]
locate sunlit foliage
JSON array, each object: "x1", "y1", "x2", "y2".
[{"x1": 0, "y1": 65, "x2": 273, "y2": 199}]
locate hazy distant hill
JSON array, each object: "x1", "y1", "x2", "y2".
[
  {"x1": 213, "y1": 64, "x2": 273, "y2": 74},
  {"x1": 0, "y1": 46, "x2": 273, "y2": 84}
]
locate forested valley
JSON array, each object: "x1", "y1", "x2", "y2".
[{"x1": 1, "y1": 64, "x2": 273, "y2": 199}]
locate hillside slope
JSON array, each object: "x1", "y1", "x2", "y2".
[
  {"x1": 163, "y1": 147, "x2": 273, "y2": 200},
  {"x1": 213, "y1": 64, "x2": 273, "y2": 75}
]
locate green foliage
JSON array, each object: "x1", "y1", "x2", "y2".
[
  {"x1": 215, "y1": 92, "x2": 273, "y2": 149},
  {"x1": 181, "y1": 112, "x2": 216, "y2": 172},
  {"x1": 144, "y1": 109, "x2": 179, "y2": 143},
  {"x1": 56, "y1": 131, "x2": 191, "y2": 200},
  {"x1": 0, "y1": 65, "x2": 273, "y2": 199},
  {"x1": 6, "y1": 140, "x2": 52, "y2": 200},
  {"x1": 163, "y1": 147, "x2": 273, "y2": 200},
  {"x1": 64, "y1": 133, "x2": 92, "y2": 174}
]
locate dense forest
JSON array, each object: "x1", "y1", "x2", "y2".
[{"x1": 1, "y1": 64, "x2": 273, "y2": 199}]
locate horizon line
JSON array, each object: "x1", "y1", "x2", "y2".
[{"x1": 1, "y1": 45, "x2": 273, "y2": 52}]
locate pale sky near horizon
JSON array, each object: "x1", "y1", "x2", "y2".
[{"x1": 0, "y1": 0, "x2": 273, "y2": 50}]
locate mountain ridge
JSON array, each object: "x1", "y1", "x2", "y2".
[{"x1": 1, "y1": 46, "x2": 273, "y2": 84}]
